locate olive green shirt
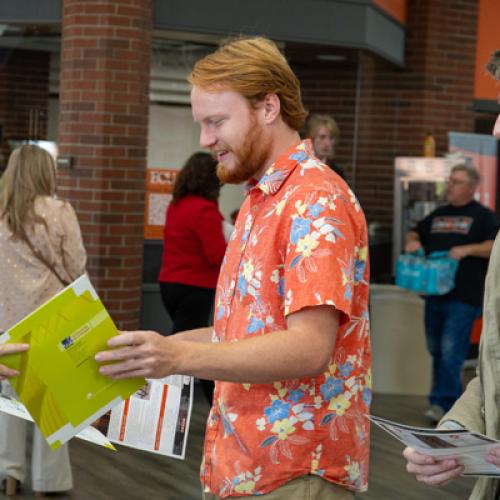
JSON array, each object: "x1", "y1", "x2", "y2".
[{"x1": 442, "y1": 233, "x2": 500, "y2": 499}]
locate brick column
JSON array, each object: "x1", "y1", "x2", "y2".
[{"x1": 58, "y1": 0, "x2": 152, "y2": 328}]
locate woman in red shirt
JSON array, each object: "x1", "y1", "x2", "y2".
[{"x1": 158, "y1": 152, "x2": 227, "y2": 402}]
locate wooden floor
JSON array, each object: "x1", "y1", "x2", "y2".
[{"x1": 0, "y1": 387, "x2": 475, "y2": 500}]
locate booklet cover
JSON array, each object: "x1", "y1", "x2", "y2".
[{"x1": 0, "y1": 274, "x2": 145, "y2": 450}]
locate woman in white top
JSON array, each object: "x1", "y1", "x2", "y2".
[{"x1": 0, "y1": 145, "x2": 87, "y2": 496}]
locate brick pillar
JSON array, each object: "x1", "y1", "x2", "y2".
[
  {"x1": 0, "y1": 49, "x2": 49, "y2": 170},
  {"x1": 58, "y1": 0, "x2": 152, "y2": 328}
]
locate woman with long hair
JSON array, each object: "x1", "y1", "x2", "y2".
[
  {"x1": 0, "y1": 144, "x2": 87, "y2": 496},
  {"x1": 158, "y1": 152, "x2": 227, "y2": 403}
]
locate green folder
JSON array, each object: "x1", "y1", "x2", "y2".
[{"x1": 0, "y1": 274, "x2": 145, "y2": 449}]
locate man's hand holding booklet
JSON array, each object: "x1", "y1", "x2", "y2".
[{"x1": 370, "y1": 414, "x2": 500, "y2": 476}]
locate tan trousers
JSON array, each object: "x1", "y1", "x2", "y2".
[
  {"x1": 0, "y1": 384, "x2": 73, "y2": 492},
  {"x1": 203, "y1": 475, "x2": 355, "y2": 500}
]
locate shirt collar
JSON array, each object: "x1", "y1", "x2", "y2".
[{"x1": 248, "y1": 139, "x2": 315, "y2": 196}]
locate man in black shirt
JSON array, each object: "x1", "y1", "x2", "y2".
[{"x1": 405, "y1": 163, "x2": 499, "y2": 423}]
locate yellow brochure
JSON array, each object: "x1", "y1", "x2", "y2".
[{"x1": 0, "y1": 274, "x2": 145, "y2": 450}]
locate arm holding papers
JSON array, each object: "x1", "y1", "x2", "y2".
[
  {"x1": 173, "y1": 327, "x2": 213, "y2": 343},
  {"x1": 404, "y1": 376, "x2": 485, "y2": 485},
  {"x1": 404, "y1": 376, "x2": 500, "y2": 485},
  {"x1": 95, "y1": 306, "x2": 339, "y2": 383}
]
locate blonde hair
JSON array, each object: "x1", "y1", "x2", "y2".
[
  {"x1": 0, "y1": 144, "x2": 57, "y2": 238},
  {"x1": 306, "y1": 114, "x2": 340, "y2": 142},
  {"x1": 188, "y1": 37, "x2": 307, "y2": 131}
]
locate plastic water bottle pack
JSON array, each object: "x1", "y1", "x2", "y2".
[{"x1": 396, "y1": 248, "x2": 458, "y2": 295}]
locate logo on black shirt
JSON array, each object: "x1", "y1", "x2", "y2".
[{"x1": 430, "y1": 216, "x2": 473, "y2": 234}]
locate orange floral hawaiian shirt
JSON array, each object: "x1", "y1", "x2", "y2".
[{"x1": 201, "y1": 140, "x2": 371, "y2": 498}]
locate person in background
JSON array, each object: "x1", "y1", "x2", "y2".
[
  {"x1": 97, "y1": 36, "x2": 371, "y2": 500},
  {"x1": 0, "y1": 144, "x2": 87, "y2": 496},
  {"x1": 405, "y1": 162, "x2": 498, "y2": 424},
  {"x1": 158, "y1": 152, "x2": 227, "y2": 404},
  {"x1": 403, "y1": 50, "x2": 500, "y2": 500},
  {"x1": 306, "y1": 114, "x2": 346, "y2": 179}
]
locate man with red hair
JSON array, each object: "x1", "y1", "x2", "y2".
[{"x1": 97, "y1": 37, "x2": 371, "y2": 500}]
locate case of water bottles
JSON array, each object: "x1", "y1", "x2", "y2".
[{"x1": 395, "y1": 249, "x2": 458, "y2": 295}]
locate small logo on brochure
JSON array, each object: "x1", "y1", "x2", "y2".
[{"x1": 58, "y1": 323, "x2": 91, "y2": 351}]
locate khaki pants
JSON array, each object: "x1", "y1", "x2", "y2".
[{"x1": 203, "y1": 475, "x2": 355, "y2": 500}]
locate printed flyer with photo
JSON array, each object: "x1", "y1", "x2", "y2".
[
  {"x1": 102, "y1": 375, "x2": 193, "y2": 460},
  {"x1": 370, "y1": 414, "x2": 500, "y2": 476},
  {"x1": 0, "y1": 274, "x2": 145, "y2": 450}
]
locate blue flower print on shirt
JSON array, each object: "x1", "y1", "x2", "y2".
[
  {"x1": 264, "y1": 400, "x2": 291, "y2": 423},
  {"x1": 237, "y1": 274, "x2": 248, "y2": 298},
  {"x1": 307, "y1": 202, "x2": 325, "y2": 218},
  {"x1": 338, "y1": 362, "x2": 354, "y2": 378},
  {"x1": 289, "y1": 151, "x2": 308, "y2": 163},
  {"x1": 362, "y1": 387, "x2": 372, "y2": 406},
  {"x1": 290, "y1": 217, "x2": 311, "y2": 245},
  {"x1": 216, "y1": 305, "x2": 225, "y2": 320},
  {"x1": 354, "y1": 259, "x2": 366, "y2": 283},
  {"x1": 278, "y1": 277, "x2": 285, "y2": 298},
  {"x1": 288, "y1": 388, "x2": 305, "y2": 403},
  {"x1": 259, "y1": 170, "x2": 286, "y2": 194},
  {"x1": 354, "y1": 260, "x2": 366, "y2": 282},
  {"x1": 320, "y1": 376, "x2": 343, "y2": 401},
  {"x1": 247, "y1": 316, "x2": 265, "y2": 334}
]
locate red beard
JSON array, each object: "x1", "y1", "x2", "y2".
[{"x1": 216, "y1": 114, "x2": 272, "y2": 184}]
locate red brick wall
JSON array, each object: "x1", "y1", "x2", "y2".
[
  {"x1": 0, "y1": 49, "x2": 49, "y2": 170},
  {"x1": 295, "y1": 0, "x2": 478, "y2": 229},
  {"x1": 58, "y1": 0, "x2": 152, "y2": 329}
]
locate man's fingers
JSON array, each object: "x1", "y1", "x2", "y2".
[
  {"x1": 407, "y1": 458, "x2": 459, "y2": 476},
  {"x1": 485, "y1": 447, "x2": 500, "y2": 466},
  {"x1": 99, "y1": 358, "x2": 142, "y2": 376},
  {"x1": 104, "y1": 369, "x2": 149, "y2": 380},
  {"x1": 415, "y1": 465, "x2": 463, "y2": 486},
  {"x1": 0, "y1": 343, "x2": 29, "y2": 355},
  {"x1": 0, "y1": 365, "x2": 20, "y2": 378},
  {"x1": 99, "y1": 358, "x2": 149, "y2": 379},
  {"x1": 107, "y1": 331, "x2": 144, "y2": 348},
  {"x1": 404, "y1": 448, "x2": 462, "y2": 486},
  {"x1": 403, "y1": 448, "x2": 436, "y2": 465},
  {"x1": 95, "y1": 345, "x2": 140, "y2": 363}
]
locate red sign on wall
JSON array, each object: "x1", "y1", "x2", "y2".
[{"x1": 144, "y1": 169, "x2": 178, "y2": 240}]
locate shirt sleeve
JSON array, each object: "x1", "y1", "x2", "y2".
[
  {"x1": 440, "y1": 376, "x2": 485, "y2": 434},
  {"x1": 282, "y1": 188, "x2": 368, "y2": 321},
  {"x1": 193, "y1": 202, "x2": 227, "y2": 268}
]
